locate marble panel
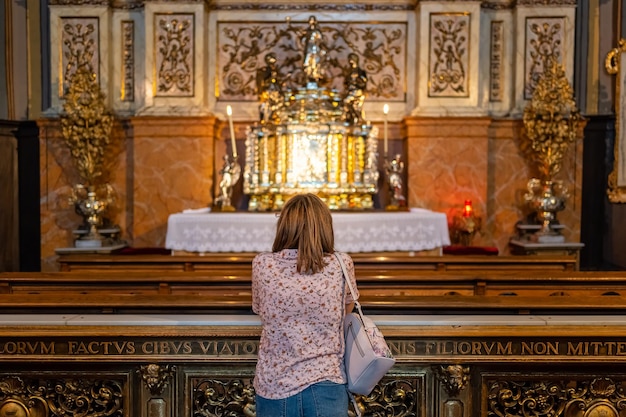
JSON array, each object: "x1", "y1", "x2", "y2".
[
  {"x1": 512, "y1": 5, "x2": 577, "y2": 115},
  {"x1": 413, "y1": 2, "x2": 484, "y2": 116},
  {"x1": 128, "y1": 116, "x2": 216, "y2": 248},
  {"x1": 482, "y1": 7, "x2": 514, "y2": 116},
  {"x1": 48, "y1": 5, "x2": 111, "y2": 114},
  {"x1": 405, "y1": 117, "x2": 491, "y2": 244}
]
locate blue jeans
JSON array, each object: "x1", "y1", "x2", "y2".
[{"x1": 255, "y1": 381, "x2": 349, "y2": 417}]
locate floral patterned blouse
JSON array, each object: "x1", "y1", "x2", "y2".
[{"x1": 251, "y1": 249, "x2": 359, "y2": 399}]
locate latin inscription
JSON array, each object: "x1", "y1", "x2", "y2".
[{"x1": 3, "y1": 339, "x2": 626, "y2": 358}]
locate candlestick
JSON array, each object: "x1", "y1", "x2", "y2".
[
  {"x1": 383, "y1": 104, "x2": 389, "y2": 156},
  {"x1": 226, "y1": 105, "x2": 237, "y2": 158}
]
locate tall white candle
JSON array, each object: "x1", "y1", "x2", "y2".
[
  {"x1": 383, "y1": 104, "x2": 389, "y2": 156},
  {"x1": 226, "y1": 105, "x2": 237, "y2": 158}
]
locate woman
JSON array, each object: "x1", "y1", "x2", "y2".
[{"x1": 252, "y1": 193, "x2": 358, "y2": 417}]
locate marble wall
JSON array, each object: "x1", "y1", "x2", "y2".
[{"x1": 39, "y1": 0, "x2": 582, "y2": 270}]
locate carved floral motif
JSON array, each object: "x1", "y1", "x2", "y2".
[
  {"x1": 61, "y1": 18, "x2": 99, "y2": 95},
  {"x1": 218, "y1": 20, "x2": 406, "y2": 102},
  {"x1": 487, "y1": 378, "x2": 626, "y2": 417},
  {"x1": 0, "y1": 376, "x2": 123, "y2": 416},
  {"x1": 524, "y1": 17, "x2": 565, "y2": 100},
  {"x1": 428, "y1": 13, "x2": 470, "y2": 97},
  {"x1": 155, "y1": 14, "x2": 194, "y2": 96}
]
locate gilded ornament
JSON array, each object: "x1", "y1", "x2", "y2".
[
  {"x1": 61, "y1": 66, "x2": 113, "y2": 186},
  {"x1": 522, "y1": 58, "x2": 583, "y2": 180},
  {"x1": 520, "y1": 58, "x2": 583, "y2": 240},
  {"x1": 60, "y1": 65, "x2": 122, "y2": 248},
  {"x1": 243, "y1": 17, "x2": 380, "y2": 211}
]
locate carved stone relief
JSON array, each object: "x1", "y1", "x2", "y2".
[
  {"x1": 154, "y1": 13, "x2": 195, "y2": 97},
  {"x1": 121, "y1": 20, "x2": 135, "y2": 102},
  {"x1": 428, "y1": 12, "x2": 470, "y2": 98},
  {"x1": 216, "y1": 19, "x2": 407, "y2": 103},
  {"x1": 524, "y1": 17, "x2": 565, "y2": 100},
  {"x1": 490, "y1": 21, "x2": 504, "y2": 102},
  {"x1": 61, "y1": 17, "x2": 100, "y2": 95}
]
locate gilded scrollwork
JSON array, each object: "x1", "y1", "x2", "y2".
[
  {"x1": 487, "y1": 378, "x2": 626, "y2": 417},
  {"x1": 524, "y1": 17, "x2": 565, "y2": 100},
  {"x1": 218, "y1": 20, "x2": 406, "y2": 102},
  {"x1": 155, "y1": 14, "x2": 194, "y2": 96},
  {"x1": 0, "y1": 376, "x2": 124, "y2": 417},
  {"x1": 138, "y1": 364, "x2": 175, "y2": 396},
  {"x1": 435, "y1": 364, "x2": 470, "y2": 397},
  {"x1": 428, "y1": 13, "x2": 470, "y2": 97},
  {"x1": 605, "y1": 39, "x2": 626, "y2": 203}
]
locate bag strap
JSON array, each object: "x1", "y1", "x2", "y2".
[
  {"x1": 335, "y1": 252, "x2": 365, "y2": 320},
  {"x1": 336, "y1": 252, "x2": 366, "y2": 417}
]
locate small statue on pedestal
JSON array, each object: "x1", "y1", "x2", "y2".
[
  {"x1": 343, "y1": 53, "x2": 368, "y2": 125},
  {"x1": 256, "y1": 53, "x2": 283, "y2": 124},
  {"x1": 214, "y1": 154, "x2": 241, "y2": 211},
  {"x1": 302, "y1": 15, "x2": 328, "y2": 87},
  {"x1": 385, "y1": 154, "x2": 407, "y2": 210}
]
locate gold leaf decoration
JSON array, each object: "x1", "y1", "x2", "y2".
[
  {"x1": 60, "y1": 66, "x2": 114, "y2": 186},
  {"x1": 522, "y1": 58, "x2": 584, "y2": 180}
]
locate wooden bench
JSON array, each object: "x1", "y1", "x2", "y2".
[
  {"x1": 2, "y1": 269, "x2": 626, "y2": 314},
  {"x1": 56, "y1": 252, "x2": 580, "y2": 272}
]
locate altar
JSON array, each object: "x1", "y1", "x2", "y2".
[{"x1": 165, "y1": 208, "x2": 450, "y2": 254}]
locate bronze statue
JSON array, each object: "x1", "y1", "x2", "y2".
[
  {"x1": 344, "y1": 53, "x2": 368, "y2": 125},
  {"x1": 256, "y1": 53, "x2": 282, "y2": 124}
]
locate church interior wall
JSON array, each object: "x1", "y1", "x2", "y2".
[{"x1": 30, "y1": 0, "x2": 591, "y2": 271}]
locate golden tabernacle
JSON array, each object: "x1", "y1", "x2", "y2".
[{"x1": 243, "y1": 16, "x2": 379, "y2": 211}]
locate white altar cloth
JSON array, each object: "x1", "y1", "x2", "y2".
[{"x1": 165, "y1": 208, "x2": 450, "y2": 253}]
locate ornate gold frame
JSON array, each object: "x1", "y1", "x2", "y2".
[{"x1": 605, "y1": 39, "x2": 626, "y2": 203}]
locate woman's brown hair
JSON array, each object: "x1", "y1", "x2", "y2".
[{"x1": 272, "y1": 193, "x2": 335, "y2": 274}]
